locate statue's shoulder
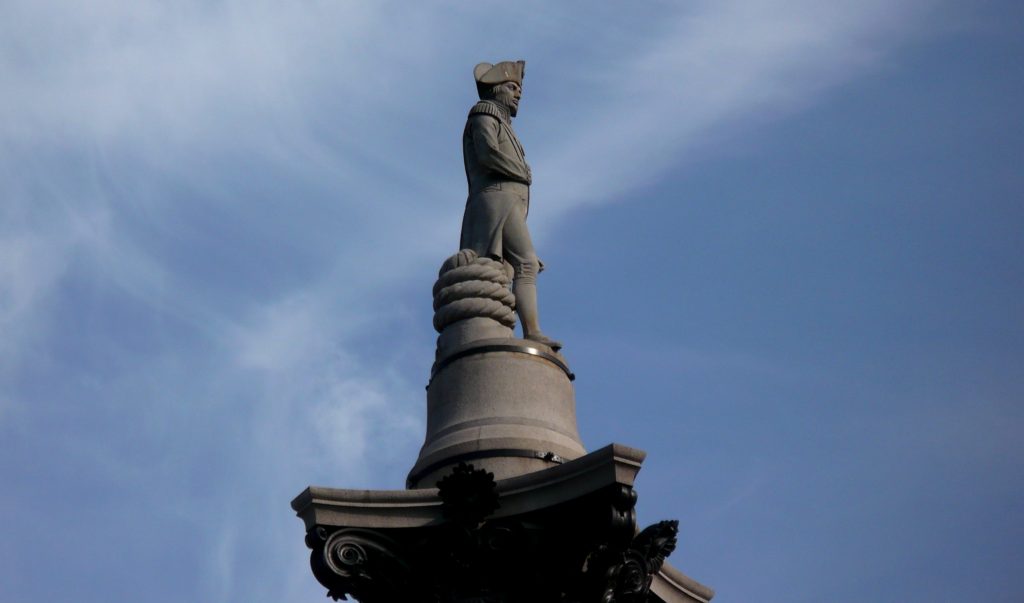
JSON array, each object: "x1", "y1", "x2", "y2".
[{"x1": 468, "y1": 101, "x2": 506, "y2": 123}]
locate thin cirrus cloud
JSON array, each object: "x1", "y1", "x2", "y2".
[
  {"x1": 0, "y1": 1, "x2": 954, "y2": 602},
  {"x1": 529, "y1": 0, "x2": 949, "y2": 221},
  {"x1": 0, "y1": 0, "x2": 950, "y2": 335}
]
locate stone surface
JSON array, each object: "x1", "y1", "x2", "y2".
[
  {"x1": 437, "y1": 316, "x2": 514, "y2": 350},
  {"x1": 408, "y1": 337, "x2": 585, "y2": 488}
]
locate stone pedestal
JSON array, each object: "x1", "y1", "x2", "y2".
[
  {"x1": 292, "y1": 445, "x2": 715, "y2": 603},
  {"x1": 408, "y1": 337, "x2": 586, "y2": 488},
  {"x1": 291, "y1": 250, "x2": 715, "y2": 602}
]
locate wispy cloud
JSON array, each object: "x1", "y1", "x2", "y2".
[
  {"x1": 531, "y1": 0, "x2": 947, "y2": 222},
  {"x1": 0, "y1": 1, "x2": 954, "y2": 601}
]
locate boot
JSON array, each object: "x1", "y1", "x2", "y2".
[{"x1": 513, "y1": 280, "x2": 563, "y2": 352}]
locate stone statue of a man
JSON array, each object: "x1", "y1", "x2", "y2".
[{"x1": 460, "y1": 60, "x2": 561, "y2": 351}]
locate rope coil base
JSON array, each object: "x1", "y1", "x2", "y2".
[
  {"x1": 433, "y1": 280, "x2": 516, "y2": 312},
  {"x1": 432, "y1": 250, "x2": 516, "y2": 333}
]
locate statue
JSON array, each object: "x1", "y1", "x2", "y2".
[
  {"x1": 459, "y1": 60, "x2": 561, "y2": 351},
  {"x1": 292, "y1": 65, "x2": 714, "y2": 603}
]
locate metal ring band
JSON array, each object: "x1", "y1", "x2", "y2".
[{"x1": 429, "y1": 342, "x2": 575, "y2": 384}]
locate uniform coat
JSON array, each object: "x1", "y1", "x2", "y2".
[{"x1": 459, "y1": 100, "x2": 537, "y2": 268}]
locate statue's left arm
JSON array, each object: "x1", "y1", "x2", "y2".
[{"x1": 469, "y1": 115, "x2": 532, "y2": 185}]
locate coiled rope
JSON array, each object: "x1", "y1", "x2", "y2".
[{"x1": 432, "y1": 250, "x2": 517, "y2": 333}]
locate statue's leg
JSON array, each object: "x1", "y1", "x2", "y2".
[{"x1": 503, "y1": 202, "x2": 562, "y2": 351}]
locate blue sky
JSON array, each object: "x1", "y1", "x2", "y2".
[{"x1": 1, "y1": 1, "x2": 1022, "y2": 601}]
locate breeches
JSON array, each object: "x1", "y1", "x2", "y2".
[{"x1": 460, "y1": 188, "x2": 538, "y2": 284}]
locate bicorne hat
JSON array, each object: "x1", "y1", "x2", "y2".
[{"x1": 474, "y1": 60, "x2": 525, "y2": 97}]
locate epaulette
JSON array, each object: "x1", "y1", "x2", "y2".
[{"x1": 468, "y1": 100, "x2": 509, "y2": 124}]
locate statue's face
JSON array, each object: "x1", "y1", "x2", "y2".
[{"x1": 494, "y1": 81, "x2": 522, "y2": 117}]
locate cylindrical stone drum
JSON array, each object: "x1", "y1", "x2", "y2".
[{"x1": 406, "y1": 338, "x2": 586, "y2": 489}]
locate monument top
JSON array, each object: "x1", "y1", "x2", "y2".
[
  {"x1": 459, "y1": 57, "x2": 560, "y2": 350},
  {"x1": 290, "y1": 60, "x2": 715, "y2": 603}
]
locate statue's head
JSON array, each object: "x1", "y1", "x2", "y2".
[{"x1": 474, "y1": 60, "x2": 525, "y2": 117}]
